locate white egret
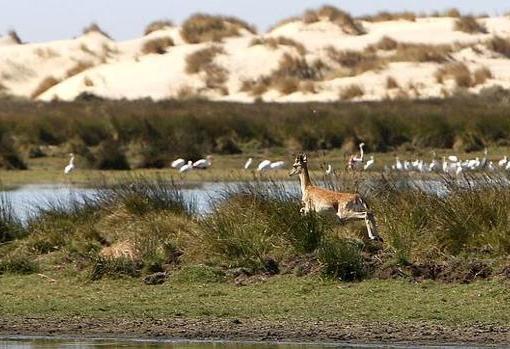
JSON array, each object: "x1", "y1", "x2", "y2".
[
  {"x1": 244, "y1": 158, "x2": 253, "y2": 170},
  {"x1": 364, "y1": 156, "x2": 374, "y2": 170},
  {"x1": 325, "y1": 164, "x2": 333, "y2": 175},
  {"x1": 64, "y1": 153, "x2": 75, "y2": 174},
  {"x1": 257, "y1": 160, "x2": 272, "y2": 171},
  {"x1": 498, "y1": 156, "x2": 508, "y2": 168},
  {"x1": 179, "y1": 161, "x2": 193, "y2": 173},
  {"x1": 448, "y1": 155, "x2": 458, "y2": 163},
  {"x1": 270, "y1": 161, "x2": 285, "y2": 170},
  {"x1": 193, "y1": 155, "x2": 212, "y2": 169},
  {"x1": 171, "y1": 158, "x2": 185, "y2": 169}
]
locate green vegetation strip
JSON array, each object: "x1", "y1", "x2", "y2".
[{"x1": 1, "y1": 275, "x2": 509, "y2": 324}]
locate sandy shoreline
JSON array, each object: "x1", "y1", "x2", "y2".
[{"x1": 1, "y1": 317, "x2": 509, "y2": 345}]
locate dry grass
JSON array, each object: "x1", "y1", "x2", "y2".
[
  {"x1": 83, "y1": 77, "x2": 94, "y2": 87},
  {"x1": 454, "y1": 16, "x2": 487, "y2": 34},
  {"x1": 275, "y1": 77, "x2": 299, "y2": 95},
  {"x1": 299, "y1": 80, "x2": 317, "y2": 94},
  {"x1": 486, "y1": 36, "x2": 510, "y2": 58},
  {"x1": 368, "y1": 36, "x2": 398, "y2": 51},
  {"x1": 327, "y1": 47, "x2": 385, "y2": 75},
  {"x1": 240, "y1": 78, "x2": 270, "y2": 96},
  {"x1": 82, "y1": 23, "x2": 112, "y2": 39},
  {"x1": 181, "y1": 13, "x2": 256, "y2": 44},
  {"x1": 66, "y1": 61, "x2": 94, "y2": 78},
  {"x1": 30, "y1": 76, "x2": 60, "y2": 99},
  {"x1": 204, "y1": 64, "x2": 229, "y2": 93},
  {"x1": 273, "y1": 54, "x2": 327, "y2": 81},
  {"x1": 339, "y1": 84, "x2": 364, "y2": 100},
  {"x1": 144, "y1": 20, "x2": 174, "y2": 35},
  {"x1": 186, "y1": 46, "x2": 225, "y2": 74},
  {"x1": 386, "y1": 76, "x2": 399, "y2": 89},
  {"x1": 446, "y1": 8, "x2": 462, "y2": 18},
  {"x1": 7, "y1": 30, "x2": 22, "y2": 44},
  {"x1": 360, "y1": 11, "x2": 416, "y2": 22},
  {"x1": 272, "y1": 6, "x2": 364, "y2": 35},
  {"x1": 435, "y1": 62, "x2": 472, "y2": 87},
  {"x1": 34, "y1": 48, "x2": 59, "y2": 59},
  {"x1": 473, "y1": 66, "x2": 492, "y2": 85},
  {"x1": 249, "y1": 37, "x2": 306, "y2": 55},
  {"x1": 141, "y1": 37, "x2": 174, "y2": 55},
  {"x1": 391, "y1": 43, "x2": 452, "y2": 63}
]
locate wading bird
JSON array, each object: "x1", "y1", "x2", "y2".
[
  {"x1": 179, "y1": 161, "x2": 193, "y2": 173},
  {"x1": 290, "y1": 153, "x2": 381, "y2": 241},
  {"x1": 171, "y1": 158, "x2": 185, "y2": 169},
  {"x1": 257, "y1": 159, "x2": 272, "y2": 171},
  {"x1": 64, "y1": 153, "x2": 75, "y2": 174},
  {"x1": 193, "y1": 155, "x2": 212, "y2": 169},
  {"x1": 270, "y1": 161, "x2": 285, "y2": 170},
  {"x1": 244, "y1": 158, "x2": 253, "y2": 170},
  {"x1": 364, "y1": 156, "x2": 375, "y2": 171}
]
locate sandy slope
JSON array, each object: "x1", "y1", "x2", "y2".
[{"x1": 1, "y1": 15, "x2": 510, "y2": 102}]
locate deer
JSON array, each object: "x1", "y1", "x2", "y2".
[{"x1": 289, "y1": 153, "x2": 381, "y2": 241}]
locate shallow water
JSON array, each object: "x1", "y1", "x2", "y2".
[
  {"x1": 0, "y1": 178, "x2": 455, "y2": 221},
  {"x1": 0, "y1": 338, "x2": 496, "y2": 349}
]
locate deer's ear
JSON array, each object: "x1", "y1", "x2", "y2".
[{"x1": 302, "y1": 154, "x2": 307, "y2": 162}]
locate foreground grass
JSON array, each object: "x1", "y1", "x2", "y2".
[{"x1": 1, "y1": 274, "x2": 509, "y2": 325}]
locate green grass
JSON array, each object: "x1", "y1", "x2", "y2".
[{"x1": 1, "y1": 274, "x2": 509, "y2": 324}]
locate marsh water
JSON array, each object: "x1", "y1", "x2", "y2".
[
  {"x1": 0, "y1": 338, "x2": 497, "y2": 349},
  {"x1": 0, "y1": 179, "x2": 452, "y2": 221}
]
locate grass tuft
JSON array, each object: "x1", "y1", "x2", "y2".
[
  {"x1": 454, "y1": 16, "x2": 487, "y2": 34},
  {"x1": 181, "y1": 13, "x2": 256, "y2": 44},
  {"x1": 141, "y1": 37, "x2": 174, "y2": 55},
  {"x1": 144, "y1": 20, "x2": 174, "y2": 35}
]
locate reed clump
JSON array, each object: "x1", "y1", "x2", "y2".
[{"x1": 181, "y1": 14, "x2": 256, "y2": 44}]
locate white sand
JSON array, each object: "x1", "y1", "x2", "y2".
[{"x1": 0, "y1": 16, "x2": 509, "y2": 103}]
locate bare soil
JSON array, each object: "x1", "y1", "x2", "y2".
[{"x1": 1, "y1": 316, "x2": 509, "y2": 345}]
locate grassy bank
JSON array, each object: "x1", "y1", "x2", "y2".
[{"x1": 1, "y1": 274, "x2": 509, "y2": 324}]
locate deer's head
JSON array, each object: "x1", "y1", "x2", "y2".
[{"x1": 289, "y1": 153, "x2": 307, "y2": 176}]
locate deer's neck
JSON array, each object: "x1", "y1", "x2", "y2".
[{"x1": 299, "y1": 165, "x2": 312, "y2": 194}]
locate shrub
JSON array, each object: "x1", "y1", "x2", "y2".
[
  {"x1": 435, "y1": 63, "x2": 472, "y2": 87},
  {"x1": 186, "y1": 46, "x2": 224, "y2": 74},
  {"x1": 66, "y1": 61, "x2": 94, "y2": 78},
  {"x1": 339, "y1": 84, "x2": 364, "y2": 100},
  {"x1": 391, "y1": 43, "x2": 452, "y2": 63},
  {"x1": 316, "y1": 6, "x2": 365, "y2": 35},
  {"x1": 486, "y1": 36, "x2": 510, "y2": 58},
  {"x1": 249, "y1": 36, "x2": 306, "y2": 55},
  {"x1": 89, "y1": 256, "x2": 141, "y2": 280},
  {"x1": 0, "y1": 133, "x2": 27, "y2": 170},
  {"x1": 141, "y1": 37, "x2": 174, "y2": 55},
  {"x1": 0, "y1": 194, "x2": 24, "y2": 243},
  {"x1": 327, "y1": 47, "x2": 385, "y2": 75},
  {"x1": 274, "y1": 53, "x2": 325, "y2": 80},
  {"x1": 446, "y1": 8, "x2": 462, "y2": 18},
  {"x1": 473, "y1": 66, "x2": 492, "y2": 85},
  {"x1": 7, "y1": 30, "x2": 22, "y2": 44},
  {"x1": 0, "y1": 254, "x2": 38, "y2": 275},
  {"x1": 386, "y1": 76, "x2": 399, "y2": 89},
  {"x1": 144, "y1": 20, "x2": 174, "y2": 35},
  {"x1": 368, "y1": 36, "x2": 398, "y2": 51},
  {"x1": 361, "y1": 11, "x2": 416, "y2": 22},
  {"x1": 30, "y1": 76, "x2": 60, "y2": 99},
  {"x1": 94, "y1": 139, "x2": 130, "y2": 170},
  {"x1": 82, "y1": 23, "x2": 112, "y2": 39},
  {"x1": 454, "y1": 16, "x2": 487, "y2": 34},
  {"x1": 240, "y1": 78, "x2": 270, "y2": 96},
  {"x1": 318, "y1": 238, "x2": 365, "y2": 281},
  {"x1": 181, "y1": 13, "x2": 256, "y2": 43},
  {"x1": 275, "y1": 77, "x2": 299, "y2": 95}
]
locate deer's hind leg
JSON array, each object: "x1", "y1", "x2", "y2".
[{"x1": 336, "y1": 209, "x2": 378, "y2": 240}]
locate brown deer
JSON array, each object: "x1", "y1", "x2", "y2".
[{"x1": 289, "y1": 153, "x2": 381, "y2": 241}]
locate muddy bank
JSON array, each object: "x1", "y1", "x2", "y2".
[{"x1": 1, "y1": 317, "x2": 509, "y2": 345}]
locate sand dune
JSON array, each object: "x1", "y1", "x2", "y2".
[{"x1": 1, "y1": 14, "x2": 510, "y2": 102}]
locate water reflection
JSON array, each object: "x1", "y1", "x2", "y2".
[{"x1": 0, "y1": 338, "x2": 497, "y2": 349}]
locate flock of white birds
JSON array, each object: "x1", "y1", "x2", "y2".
[{"x1": 62, "y1": 145, "x2": 510, "y2": 176}]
